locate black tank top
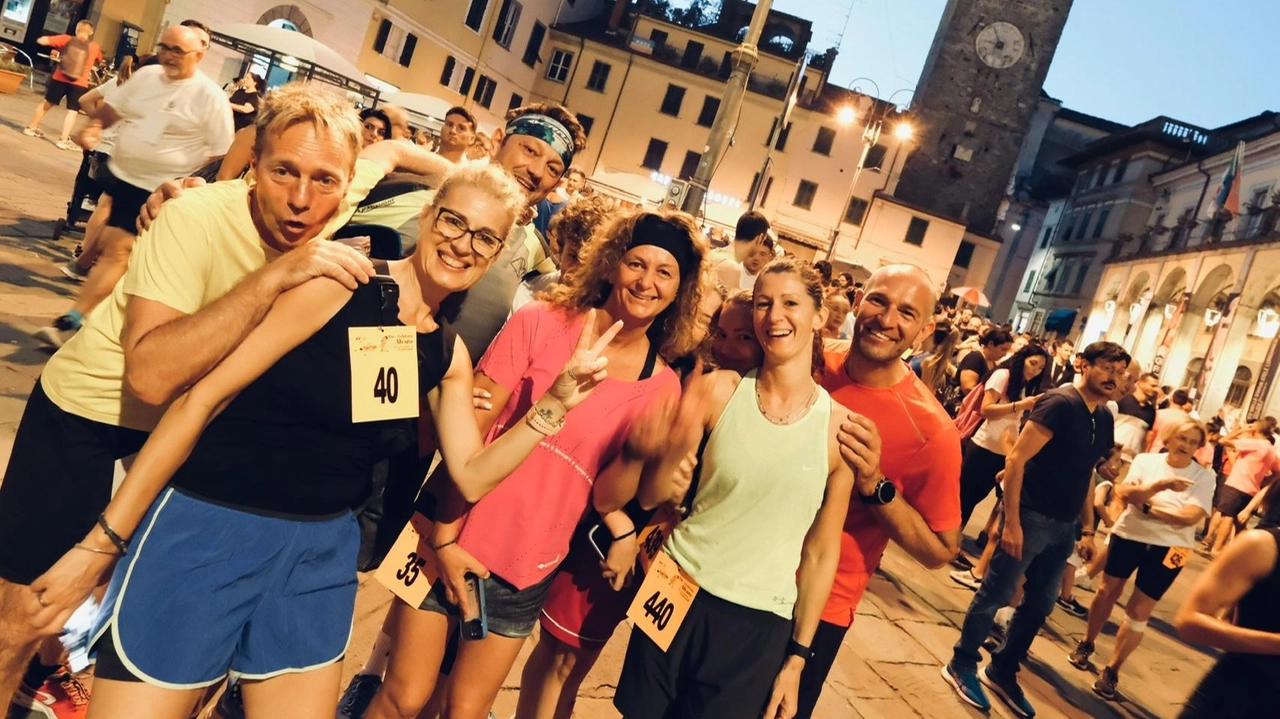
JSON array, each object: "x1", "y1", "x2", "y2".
[
  {"x1": 171, "y1": 269, "x2": 455, "y2": 517},
  {"x1": 1235, "y1": 528, "x2": 1280, "y2": 635}
]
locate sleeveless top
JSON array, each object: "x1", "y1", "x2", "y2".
[
  {"x1": 171, "y1": 264, "x2": 455, "y2": 517},
  {"x1": 666, "y1": 370, "x2": 832, "y2": 618}
]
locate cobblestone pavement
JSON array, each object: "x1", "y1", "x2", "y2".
[{"x1": 0, "y1": 83, "x2": 1215, "y2": 719}]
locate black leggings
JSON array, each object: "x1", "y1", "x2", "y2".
[{"x1": 959, "y1": 441, "x2": 1007, "y2": 530}]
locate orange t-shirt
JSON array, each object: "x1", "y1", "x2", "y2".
[
  {"x1": 46, "y1": 35, "x2": 103, "y2": 88},
  {"x1": 819, "y1": 343, "x2": 963, "y2": 626}
]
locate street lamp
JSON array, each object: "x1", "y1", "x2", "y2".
[
  {"x1": 837, "y1": 106, "x2": 856, "y2": 126},
  {"x1": 894, "y1": 122, "x2": 913, "y2": 141}
]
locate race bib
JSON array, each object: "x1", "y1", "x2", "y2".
[
  {"x1": 374, "y1": 512, "x2": 439, "y2": 608},
  {"x1": 626, "y1": 552, "x2": 699, "y2": 651},
  {"x1": 637, "y1": 504, "x2": 680, "y2": 574},
  {"x1": 1162, "y1": 546, "x2": 1192, "y2": 570},
  {"x1": 349, "y1": 326, "x2": 419, "y2": 422}
]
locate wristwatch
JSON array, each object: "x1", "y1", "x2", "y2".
[
  {"x1": 1142, "y1": 502, "x2": 1152, "y2": 515},
  {"x1": 859, "y1": 478, "x2": 897, "y2": 506},
  {"x1": 785, "y1": 639, "x2": 813, "y2": 662}
]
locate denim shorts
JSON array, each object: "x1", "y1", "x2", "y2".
[
  {"x1": 90, "y1": 488, "x2": 359, "y2": 688},
  {"x1": 418, "y1": 570, "x2": 554, "y2": 638}
]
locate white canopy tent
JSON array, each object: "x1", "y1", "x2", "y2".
[{"x1": 209, "y1": 23, "x2": 378, "y2": 102}]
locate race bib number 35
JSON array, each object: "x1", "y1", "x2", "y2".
[
  {"x1": 626, "y1": 552, "x2": 699, "y2": 652},
  {"x1": 374, "y1": 512, "x2": 439, "y2": 608},
  {"x1": 349, "y1": 326, "x2": 419, "y2": 423}
]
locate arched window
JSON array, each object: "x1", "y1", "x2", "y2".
[
  {"x1": 1225, "y1": 365, "x2": 1253, "y2": 407},
  {"x1": 267, "y1": 18, "x2": 299, "y2": 32},
  {"x1": 256, "y1": 5, "x2": 312, "y2": 37},
  {"x1": 1182, "y1": 357, "x2": 1204, "y2": 390}
]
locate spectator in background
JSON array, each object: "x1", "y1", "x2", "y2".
[
  {"x1": 1046, "y1": 339, "x2": 1076, "y2": 387},
  {"x1": 437, "y1": 106, "x2": 478, "y2": 163},
  {"x1": 1149, "y1": 389, "x2": 1195, "y2": 453},
  {"x1": 812, "y1": 260, "x2": 834, "y2": 289},
  {"x1": 911, "y1": 321, "x2": 962, "y2": 415},
  {"x1": 1114, "y1": 373, "x2": 1160, "y2": 462},
  {"x1": 957, "y1": 328, "x2": 1013, "y2": 393},
  {"x1": 380, "y1": 103, "x2": 412, "y2": 140},
  {"x1": 712, "y1": 210, "x2": 771, "y2": 290},
  {"x1": 822, "y1": 292, "x2": 851, "y2": 340},
  {"x1": 226, "y1": 68, "x2": 264, "y2": 131},
  {"x1": 358, "y1": 108, "x2": 390, "y2": 148},
  {"x1": 22, "y1": 20, "x2": 103, "y2": 151},
  {"x1": 468, "y1": 132, "x2": 493, "y2": 161}
]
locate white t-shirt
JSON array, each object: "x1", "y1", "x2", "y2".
[
  {"x1": 971, "y1": 369, "x2": 1024, "y2": 455},
  {"x1": 715, "y1": 257, "x2": 757, "y2": 291},
  {"x1": 94, "y1": 79, "x2": 124, "y2": 155},
  {"x1": 106, "y1": 66, "x2": 234, "y2": 190},
  {"x1": 1111, "y1": 452, "x2": 1215, "y2": 547}
]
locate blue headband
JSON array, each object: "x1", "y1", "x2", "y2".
[{"x1": 505, "y1": 114, "x2": 575, "y2": 168}]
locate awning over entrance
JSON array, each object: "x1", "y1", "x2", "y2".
[
  {"x1": 210, "y1": 23, "x2": 379, "y2": 102},
  {"x1": 1044, "y1": 309, "x2": 1079, "y2": 334}
]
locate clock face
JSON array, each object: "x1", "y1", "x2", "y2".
[{"x1": 975, "y1": 21, "x2": 1026, "y2": 69}]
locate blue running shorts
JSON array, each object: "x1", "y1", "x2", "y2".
[{"x1": 90, "y1": 488, "x2": 359, "y2": 688}]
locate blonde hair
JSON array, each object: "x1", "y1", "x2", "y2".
[
  {"x1": 1162, "y1": 417, "x2": 1208, "y2": 447},
  {"x1": 252, "y1": 82, "x2": 362, "y2": 171},
  {"x1": 546, "y1": 209, "x2": 709, "y2": 361},
  {"x1": 428, "y1": 164, "x2": 526, "y2": 234}
]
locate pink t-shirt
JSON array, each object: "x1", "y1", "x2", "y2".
[
  {"x1": 458, "y1": 302, "x2": 680, "y2": 589},
  {"x1": 1225, "y1": 436, "x2": 1279, "y2": 496}
]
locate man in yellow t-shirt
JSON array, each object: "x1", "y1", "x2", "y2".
[{"x1": 0, "y1": 85, "x2": 452, "y2": 701}]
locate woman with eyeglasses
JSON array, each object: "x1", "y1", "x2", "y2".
[
  {"x1": 38, "y1": 165, "x2": 615, "y2": 719},
  {"x1": 364, "y1": 210, "x2": 708, "y2": 719}
]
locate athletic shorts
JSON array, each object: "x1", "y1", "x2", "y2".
[
  {"x1": 0, "y1": 378, "x2": 148, "y2": 584},
  {"x1": 540, "y1": 539, "x2": 636, "y2": 649},
  {"x1": 44, "y1": 78, "x2": 88, "y2": 111},
  {"x1": 104, "y1": 176, "x2": 152, "y2": 232},
  {"x1": 613, "y1": 588, "x2": 792, "y2": 719},
  {"x1": 417, "y1": 567, "x2": 554, "y2": 639},
  {"x1": 1104, "y1": 535, "x2": 1184, "y2": 601},
  {"x1": 1215, "y1": 485, "x2": 1254, "y2": 517},
  {"x1": 89, "y1": 488, "x2": 359, "y2": 688}
]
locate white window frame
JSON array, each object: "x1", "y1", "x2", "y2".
[{"x1": 545, "y1": 48, "x2": 573, "y2": 83}]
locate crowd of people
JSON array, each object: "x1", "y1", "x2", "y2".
[{"x1": 2, "y1": 17, "x2": 1278, "y2": 719}]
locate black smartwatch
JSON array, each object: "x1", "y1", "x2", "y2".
[
  {"x1": 785, "y1": 639, "x2": 813, "y2": 662},
  {"x1": 859, "y1": 478, "x2": 897, "y2": 505},
  {"x1": 1141, "y1": 502, "x2": 1152, "y2": 515}
]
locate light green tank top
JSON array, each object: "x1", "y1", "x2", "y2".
[{"x1": 666, "y1": 370, "x2": 832, "y2": 618}]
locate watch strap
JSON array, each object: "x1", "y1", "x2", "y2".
[{"x1": 786, "y1": 639, "x2": 813, "y2": 662}]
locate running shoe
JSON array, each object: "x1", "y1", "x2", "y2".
[
  {"x1": 980, "y1": 664, "x2": 1036, "y2": 718},
  {"x1": 1074, "y1": 567, "x2": 1097, "y2": 590},
  {"x1": 949, "y1": 568, "x2": 983, "y2": 591},
  {"x1": 58, "y1": 260, "x2": 89, "y2": 282},
  {"x1": 336, "y1": 674, "x2": 382, "y2": 719},
  {"x1": 33, "y1": 313, "x2": 81, "y2": 349},
  {"x1": 55, "y1": 138, "x2": 78, "y2": 151},
  {"x1": 941, "y1": 662, "x2": 991, "y2": 711},
  {"x1": 23, "y1": 127, "x2": 44, "y2": 138},
  {"x1": 949, "y1": 553, "x2": 974, "y2": 571},
  {"x1": 1067, "y1": 640, "x2": 1094, "y2": 670},
  {"x1": 1093, "y1": 666, "x2": 1119, "y2": 700},
  {"x1": 1056, "y1": 596, "x2": 1088, "y2": 618},
  {"x1": 12, "y1": 666, "x2": 90, "y2": 718},
  {"x1": 215, "y1": 680, "x2": 245, "y2": 719}
]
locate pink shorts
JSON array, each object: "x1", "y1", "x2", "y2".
[{"x1": 538, "y1": 541, "x2": 637, "y2": 649}]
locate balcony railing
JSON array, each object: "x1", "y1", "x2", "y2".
[{"x1": 1106, "y1": 210, "x2": 1280, "y2": 261}]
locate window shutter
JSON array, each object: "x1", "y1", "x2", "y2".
[
  {"x1": 399, "y1": 34, "x2": 417, "y2": 67},
  {"x1": 374, "y1": 19, "x2": 391, "y2": 53}
]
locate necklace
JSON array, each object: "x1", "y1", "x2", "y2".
[{"x1": 755, "y1": 380, "x2": 819, "y2": 425}]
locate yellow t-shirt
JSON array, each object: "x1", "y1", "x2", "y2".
[{"x1": 41, "y1": 158, "x2": 386, "y2": 431}]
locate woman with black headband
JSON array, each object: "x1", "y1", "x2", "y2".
[{"x1": 365, "y1": 211, "x2": 708, "y2": 719}]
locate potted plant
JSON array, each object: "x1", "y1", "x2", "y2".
[{"x1": 0, "y1": 58, "x2": 30, "y2": 94}]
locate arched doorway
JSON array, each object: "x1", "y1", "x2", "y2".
[
  {"x1": 1226, "y1": 365, "x2": 1253, "y2": 408},
  {"x1": 256, "y1": 5, "x2": 312, "y2": 36}
]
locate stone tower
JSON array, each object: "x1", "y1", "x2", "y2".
[{"x1": 895, "y1": 0, "x2": 1075, "y2": 234}]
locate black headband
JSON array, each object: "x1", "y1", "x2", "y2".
[{"x1": 630, "y1": 214, "x2": 697, "y2": 280}]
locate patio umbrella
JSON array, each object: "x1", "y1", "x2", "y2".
[
  {"x1": 952, "y1": 286, "x2": 991, "y2": 307},
  {"x1": 210, "y1": 23, "x2": 369, "y2": 87}
]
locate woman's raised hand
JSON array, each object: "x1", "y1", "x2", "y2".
[{"x1": 550, "y1": 308, "x2": 624, "y2": 411}]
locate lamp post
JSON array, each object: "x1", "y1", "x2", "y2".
[{"x1": 825, "y1": 83, "x2": 914, "y2": 261}]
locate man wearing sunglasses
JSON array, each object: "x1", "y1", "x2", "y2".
[{"x1": 35, "y1": 24, "x2": 233, "y2": 350}]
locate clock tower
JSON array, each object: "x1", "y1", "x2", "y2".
[{"x1": 894, "y1": 0, "x2": 1074, "y2": 234}]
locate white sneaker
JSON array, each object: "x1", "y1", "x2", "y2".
[
  {"x1": 56, "y1": 138, "x2": 79, "y2": 151},
  {"x1": 1074, "y1": 568, "x2": 1096, "y2": 590},
  {"x1": 58, "y1": 260, "x2": 89, "y2": 282},
  {"x1": 949, "y1": 569, "x2": 983, "y2": 591},
  {"x1": 22, "y1": 127, "x2": 44, "y2": 138}
]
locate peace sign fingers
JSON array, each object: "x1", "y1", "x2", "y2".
[{"x1": 550, "y1": 309, "x2": 625, "y2": 410}]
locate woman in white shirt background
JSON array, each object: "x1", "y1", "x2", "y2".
[{"x1": 1067, "y1": 418, "x2": 1216, "y2": 701}]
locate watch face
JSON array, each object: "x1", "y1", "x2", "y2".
[{"x1": 975, "y1": 21, "x2": 1026, "y2": 69}]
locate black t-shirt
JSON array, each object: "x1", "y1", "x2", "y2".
[
  {"x1": 1021, "y1": 386, "x2": 1115, "y2": 522},
  {"x1": 957, "y1": 350, "x2": 992, "y2": 387},
  {"x1": 229, "y1": 87, "x2": 260, "y2": 131},
  {"x1": 1115, "y1": 394, "x2": 1156, "y2": 427},
  {"x1": 171, "y1": 279, "x2": 456, "y2": 516}
]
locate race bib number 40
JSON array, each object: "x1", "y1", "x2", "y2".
[
  {"x1": 349, "y1": 326, "x2": 419, "y2": 423},
  {"x1": 626, "y1": 552, "x2": 699, "y2": 651},
  {"x1": 374, "y1": 512, "x2": 439, "y2": 608}
]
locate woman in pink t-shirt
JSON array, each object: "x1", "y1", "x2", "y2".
[
  {"x1": 366, "y1": 211, "x2": 707, "y2": 719},
  {"x1": 1203, "y1": 422, "x2": 1278, "y2": 555}
]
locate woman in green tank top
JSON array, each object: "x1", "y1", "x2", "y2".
[{"x1": 614, "y1": 259, "x2": 872, "y2": 719}]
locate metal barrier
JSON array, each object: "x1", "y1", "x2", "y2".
[{"x1": 0, "y1": 41, "x2": 36, "y2": 91}]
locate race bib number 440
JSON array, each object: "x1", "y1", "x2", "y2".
[
  {"x1": 626, "y1": 552, "x2": 699, "y2": 651},
  {"x1": 349, "y1": 326, "x2": 419, "y2": 423}
]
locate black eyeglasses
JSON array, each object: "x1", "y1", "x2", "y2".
[
  {"x1": 156, "y1": 43, "x2": 197, "y2": 57},
  {"x1": 434, "y1": 207, "x2": 504, "y2": 259}
]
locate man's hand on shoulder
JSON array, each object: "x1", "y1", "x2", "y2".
[
  {"x1": 262, "y1": 241, "x2": 375, "y2": 294},
  {"x1": 137, "y1": 177, "x2": 207, "y2": 233}
]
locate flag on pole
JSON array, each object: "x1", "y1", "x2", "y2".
[{"x1": 1207, "y1": 141, "x2": 1246, "y2": 217}]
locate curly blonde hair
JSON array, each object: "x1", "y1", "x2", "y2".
[{"x1": 546, "y1": 209, "x2": 709, "y2": 361}]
